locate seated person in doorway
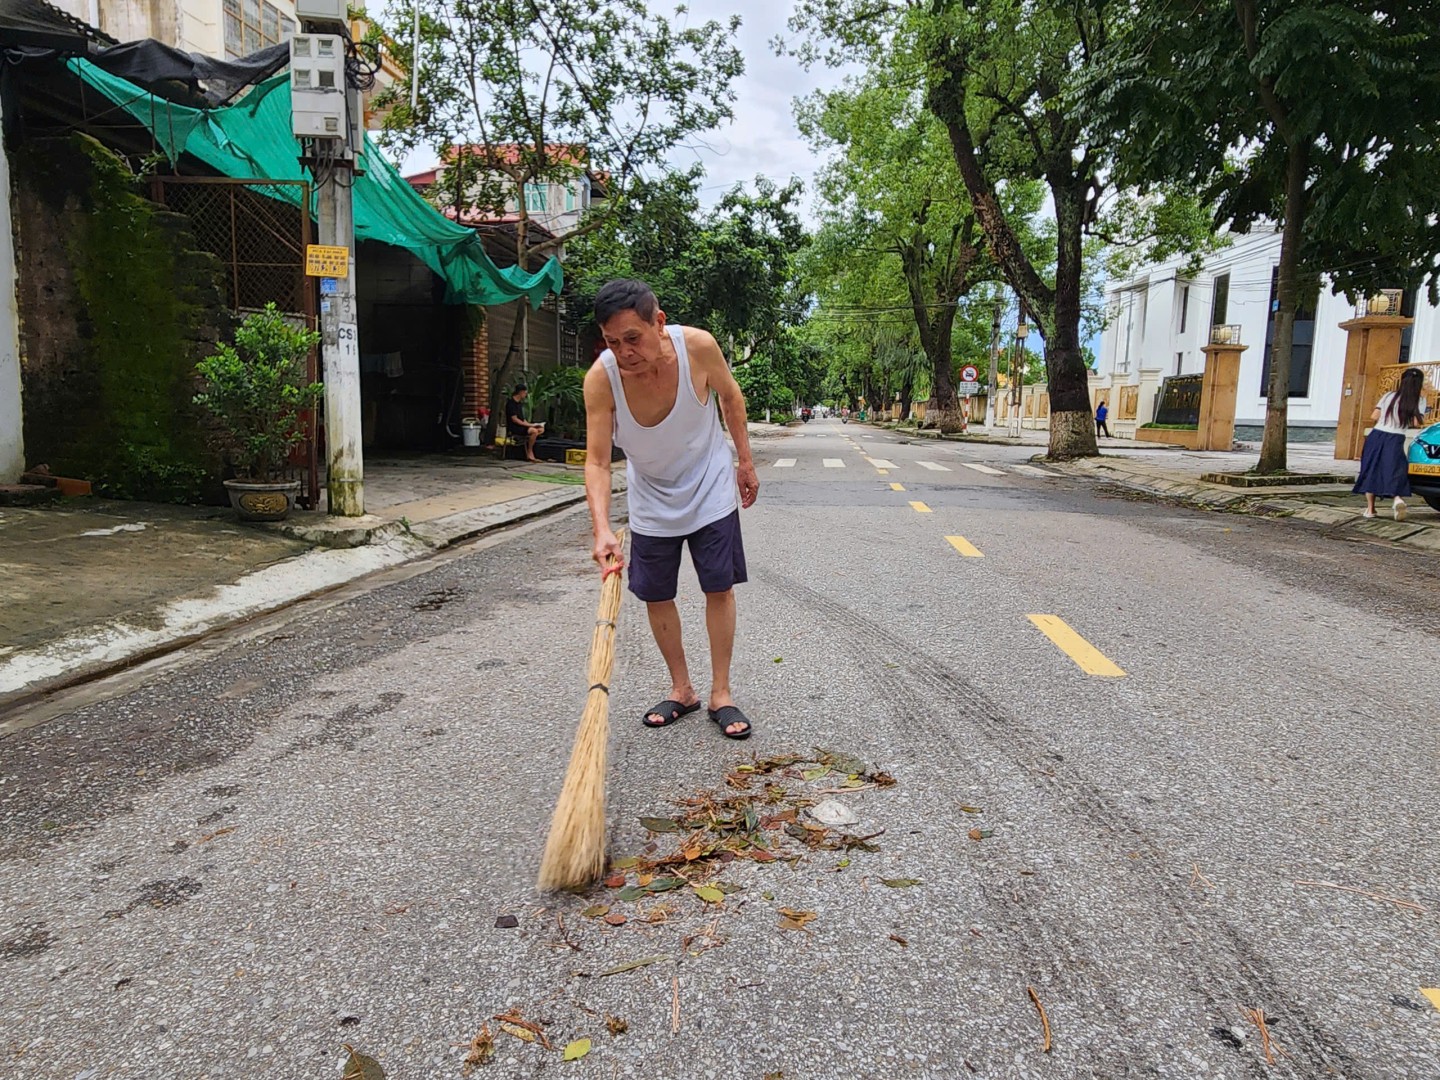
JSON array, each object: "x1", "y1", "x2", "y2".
[{"x1": 505, "y1": 384, "x2": 545, "y2": 463}]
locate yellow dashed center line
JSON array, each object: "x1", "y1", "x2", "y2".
[
  {"x1": 909, "y1": 501, "x2": 932, "y2": 513},
  {"x1": 1027, "y1": 615, "x2": 1126, "y2": 677},
  {"x1": 890, "y1": 482, "x2": 905, "y2": 491},
  {"x1": 946, "y1": 535, "x2": 984, "y2": 558}
]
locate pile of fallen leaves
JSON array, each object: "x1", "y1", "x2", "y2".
[
  {"x1": 580, "y1": 748, "x2": 897, "y2": 930},
  {"x1": 455, "y1": 749, "x2": 901, "y2": 1071}
]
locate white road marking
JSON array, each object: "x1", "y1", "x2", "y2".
[
  {"x1": 774, "y1": 458, "x2": 796, "y2": 468},
  {"x1": 960, "y1": 462, "x2": 1005, "y2": 475},
  {"x1": 823, "y1": 458, "x2": 846, "y2": 468},
  {"x1": 1013, "y1": 464, "x2": 1053, "y2": 477},
  {"x1": 866, "y1": 459, "x2": 899, "y2": 469},
  {"x1": 915, "y1": 461, "x2": 951, "y2": 472}
]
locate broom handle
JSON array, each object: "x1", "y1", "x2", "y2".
[{"x1": 586, "y1": 528, "x2": 626, "y2": 691}]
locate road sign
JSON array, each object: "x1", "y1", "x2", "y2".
[
  {"x1": 959, "y1": 381, "x2": 981, "y2": 396},
  {"x1": 305, "y1": 244, "x2": 349, "y2": 277},
  {"x1": 960, "y1": 364, "x2": 979, "y2": 383}
]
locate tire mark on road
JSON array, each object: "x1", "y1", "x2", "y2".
[{"x1": 757, "y1": 565, "x2": 1368, "y2": 1080}]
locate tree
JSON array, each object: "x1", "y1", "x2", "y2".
[
  {"x1": 1090, "y1": 0, "x2": 1440, "y2": 473},
  {"x1": 787, "y1": 0, "x2": 1215, "y2": 458},
  {"x1": 377, "y1": 0, "x2": 743, "y2": 428},
  {"x1": 796, "y1": 67, "x2": 1043, "y2": 432},
  {"x1": 565, "y1": 169, "x2": 809, "y2": 363}
]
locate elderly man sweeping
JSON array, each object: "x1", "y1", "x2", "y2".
[{"x1": 582, "y1": 279, "x2": 760, "y2": 739}]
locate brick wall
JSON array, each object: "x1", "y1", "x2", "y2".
[{"x1": 461, "y1": 317, "x2": 490, "y2": 419}]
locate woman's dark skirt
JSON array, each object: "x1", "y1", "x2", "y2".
[{"x1": 1352, "y1": 429, "x2": 1411, "y2": 497}]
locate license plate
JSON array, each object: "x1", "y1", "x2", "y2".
[{"x1": 1410, "y1": 462, "x2": 1440, "y2": 476}]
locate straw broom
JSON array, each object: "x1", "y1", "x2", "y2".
[{"x1": 537, "y1": 529, "x2": 626, "y2": 890}]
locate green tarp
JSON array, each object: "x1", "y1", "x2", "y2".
[{"x1": 67, "y1": 59, "x2": 562, "y2": 308}]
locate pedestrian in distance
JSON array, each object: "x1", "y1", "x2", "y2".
[
  {"x1": 1095, "y1": 398, "x2": 1111, "y2": 438},
  {"x1": 582, "y1": 279, "x2": 760, "y2": 740},
  {"x1": 505, "y1": 383, "x2": 544, "y2": 463},
  {"x1": 1353, "y1": 367, "x2": 1428, "y2": 520}
]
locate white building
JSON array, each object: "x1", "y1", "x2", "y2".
[{"x1": 1097, "y1": 230, "x2": 1440, "y2": 440}]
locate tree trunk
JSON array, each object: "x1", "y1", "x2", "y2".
[
  {"x1": 1045, "y1": 186, "x2": 1098, "y2": 460},
  {"x1": 1256, "y1": 142, "x2": 1309, "y2": 475},
  {"x1": 927, "y1": 308, "x2": 966, "y2": 433}
]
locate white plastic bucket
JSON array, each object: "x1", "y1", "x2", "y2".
[{"x1": 461, "y1": 419, "x2": 481, "y2": 447}]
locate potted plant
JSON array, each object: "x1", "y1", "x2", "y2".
[{"x1": 194, "y1": 303, "x2": 323, "y2": 522}]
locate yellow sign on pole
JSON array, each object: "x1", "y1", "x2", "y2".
[{"x1": 305, "y1": 244, "x2": 349, "y2": 277}]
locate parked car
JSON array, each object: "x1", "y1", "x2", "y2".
[{"x1": 1406, "y1": 419, "x2": 1440, "y2": 511}]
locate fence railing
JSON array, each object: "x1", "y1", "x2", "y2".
[
  {"x1": 1375, "y1": 361, "x2": 1440, "y2": 421},
  {"x1": 150, "y1": 177, "x2": 319, "y2": 510}
]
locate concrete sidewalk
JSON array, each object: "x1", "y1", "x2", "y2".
[
  {"x1": 1052, "y1": 443, "x2": 1440, "y2": 552},
  {"x1": 0, "y1": 453, "x2": 622, "y2": 707}
]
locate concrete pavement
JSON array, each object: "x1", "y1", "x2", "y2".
[{"x1": 3, "y1": 418, "x2": 1438, "y2": 1077}]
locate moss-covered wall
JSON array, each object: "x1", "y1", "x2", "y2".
[{"x1": 15, "y1": 134, "x2": 231, "y2": 502}]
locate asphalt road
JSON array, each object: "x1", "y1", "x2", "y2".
[{"x1": 3, "y1": 417, "x2": 1438, "y2": 1079}]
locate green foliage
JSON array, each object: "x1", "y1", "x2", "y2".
[
  {"x1": 528, "y1": 365, "x2": 587, "y2": 438},
  {"x1": 794, "y1": 58, "x2": 1042, "y2": 428},
  {"x1": 376, "y1": 0, "x2": 743, "y2": 267},
  {"x1": 733, "y1": 354, "x2": 790, "y2": 418},
  {"x1": 17, "y1": 134, "x2": 231, "y2": 505},
  {"x1": 193, "y1": 304, "x2": 323, "y2": 483},
  {"x1": 566, "y1": 170, "x2": 809, "y2": 361}
]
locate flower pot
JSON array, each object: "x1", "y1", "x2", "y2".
[{"x1": 224, "y1": 479, "x2": 301, "y2": 522}]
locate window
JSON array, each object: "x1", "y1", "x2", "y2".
[
  {"x1": 564, "y1": 183, "x2": 577, "y2": 212},
  {"x1": 1210, "y1": 273, "x2": 1230, "y2": 327},
  {"x1": 225, "y1": 0, "x2": 292, "y2": 60},
  {"x1": 1399, "y1": 287, "x2": 1417, "y2": 363},
  {"x1": 1176, "y1": 351, "x2": 1184, "y2": 375},
  {"x1": 1178, "y1": 284, "x2": 1190, "y2": 334},
  {"x1": 1260, "y1": 266, "x2": 1318, "y2": 398},
  {"x1": 525, "y1": 183, "x2": 549, "y2": 213}
]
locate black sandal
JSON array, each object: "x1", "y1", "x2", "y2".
[
  {"x1": 707, "y1": 705, "x2": 753, "y2": 740},
  {"x1": 642, "y1": 700, "x2": 701, "y2": 728}
]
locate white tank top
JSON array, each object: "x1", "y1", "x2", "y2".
[{"x1": 600, "y1": 325, "x2": 738, "y2": 537}]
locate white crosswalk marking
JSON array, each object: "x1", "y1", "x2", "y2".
[
  {"x1": 823, "y1": 458, "x2": 845, "y2": 468},
  {"x1": 915, "y1": 460, "x2": 951, "y2": 472},
  {"x1": 861, "y1": 435, "x2": 874, "y2": 439},
  {"x1": 1013, "y1": 464, "x2": 1052, "y2": 477},
  {"x1": 866, "y1": 459, "x2": 898, "y2": 469},
  {"x1": 960, "y1": 462, "x2": 1005, "y2": 475},
  {"x1": 774, "y1": 458, "x2": 796, "y2": 468}
]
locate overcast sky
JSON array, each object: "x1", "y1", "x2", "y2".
[{"x1": 668, "y1": 2, "x2": 848, "y2": 213}]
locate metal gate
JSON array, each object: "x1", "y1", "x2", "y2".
[{"x1": 150, "y1": 177, "x2": 320, "y2": 509}]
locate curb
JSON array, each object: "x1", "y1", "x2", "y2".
[
  {"x1": 1061, "y1": 459, "x2": 1440, "y2": 552},
  {"x1": 0, "y1": 485, "x2": 604, "y2": 718}
]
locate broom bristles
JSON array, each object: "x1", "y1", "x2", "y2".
[{"x1": 537, "y1": 530, "x2": 626, "y2": 891}]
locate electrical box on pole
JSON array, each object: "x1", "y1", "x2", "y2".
[{"x1": 289, "y1": 35, "x2": 347, "y2": 140}]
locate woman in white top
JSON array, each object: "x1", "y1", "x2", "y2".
[{"x1": 1353, "y1": 367, "x2": 1428, "y2": 520}]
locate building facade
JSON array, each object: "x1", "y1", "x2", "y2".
[{"x1": 1096, "y1": 230, "x2": 1440, "y2": 439}]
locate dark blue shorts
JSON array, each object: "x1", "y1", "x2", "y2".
[{"x1": 628, "y1": 510, "x2": 747, "y2": 602}]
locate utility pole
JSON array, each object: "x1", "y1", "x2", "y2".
[
  {"x1": 294, "y1": 1, "x2": 364, "y2": 516},
  {"x1": 1012, "y1": 303, "x2": 1030, "y2": 440},
  {"x1": 985, "y1": 295, "x2": 1002, "y2": 431}
]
